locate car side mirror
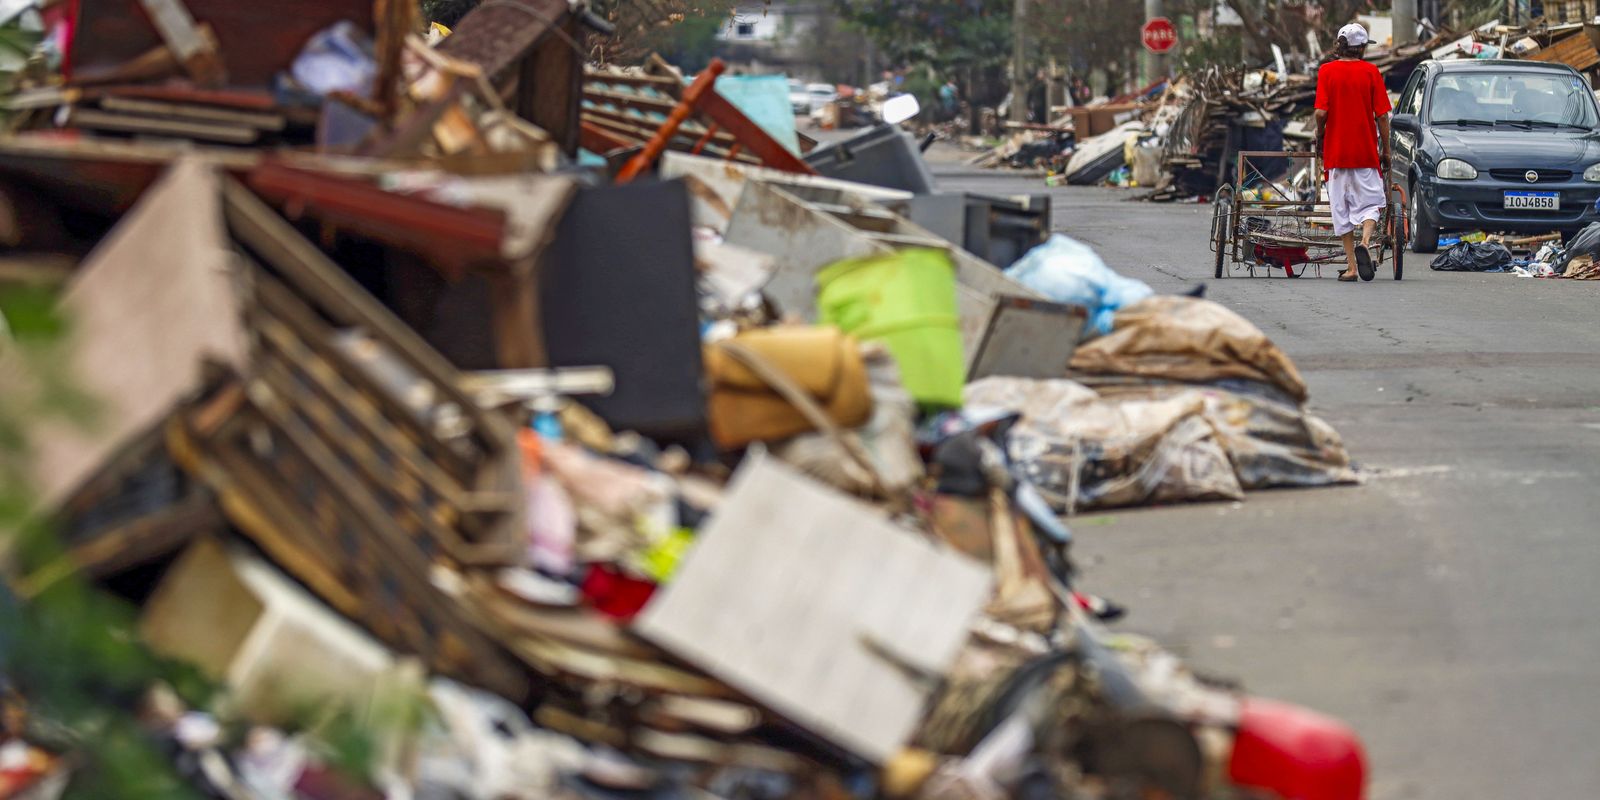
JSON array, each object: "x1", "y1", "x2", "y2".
[{"x1": 1391, "y1": 113, "x2": 1419, "y2": 134}]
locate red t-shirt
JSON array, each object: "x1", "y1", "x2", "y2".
[{"x1": 1315, "y1": 59, "x2": 1392, "y2": 169}]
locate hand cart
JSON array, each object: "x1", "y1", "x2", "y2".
[{"x1": 1211, "y1": 151, "x2": 1408, "y2": 280}]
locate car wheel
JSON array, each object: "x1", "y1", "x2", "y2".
[{"x1": 1410, "y1": 185, "x2": 1439, "y2": 254}]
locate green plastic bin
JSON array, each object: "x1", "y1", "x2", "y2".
[{"x1": 816, "y1": 248, "x2": 964, "y2": 408}]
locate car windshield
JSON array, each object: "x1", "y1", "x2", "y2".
[{"x1": 1428, "y1": 71, "x2": 1599, "y2": 129}]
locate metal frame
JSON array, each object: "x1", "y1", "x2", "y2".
[{"x1": 1211, "y1": 151, "x2": 1408, "y2": 280}]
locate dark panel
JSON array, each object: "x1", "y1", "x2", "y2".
[{"x1": 539, "y1": 180, "x2": 706, "y2": 441}]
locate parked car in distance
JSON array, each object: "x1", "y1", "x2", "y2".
[
  {"x1": 806, "y1": 83, "x2": 839, "y2": 114},
  {"x1": 788, "y1": 79, "x2": 809, "y2": 115},
  {"x1": 1391, "y1": 59, "x2": 1600, "y2": 252}
]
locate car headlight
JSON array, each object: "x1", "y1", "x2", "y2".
[
  {"x1": 1437, "y1": 158, "x2": 1478, "y2": 180},
  {"x1": 1585, "y1": 164, "x2": 1600, "y2": 182}
]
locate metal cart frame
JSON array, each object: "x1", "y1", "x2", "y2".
[{"x1": 1211, "y1": 151, "x2": 1408, "y2": 280}]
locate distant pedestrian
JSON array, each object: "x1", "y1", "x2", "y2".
[
  {"x1": 1071, "y1": 76, "x2": 1092, "y2": 105},
  {"x1": 1315, "y1": 22, "x2": 1392, "y2": 282},
  {"x1": 938, "y1": 80, "x2": 959, "y2": 120}
]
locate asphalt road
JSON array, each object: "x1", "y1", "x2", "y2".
[{"x1": 934, "y1": 170, "x2": 1600, "y2": 799}]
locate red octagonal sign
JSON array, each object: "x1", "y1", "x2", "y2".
[{"x1": 1142, "y1": 17, "x2": 1177, "y2": 54}]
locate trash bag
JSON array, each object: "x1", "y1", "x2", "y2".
[
  {"x1": 1092, "y1": 379, "x2": 1358, "y2": 490},
  {"x1": 1429, "y1": 241, "x2": 1512, "y2": 272},
  {"x1": 965, "y1": 377, "x2": 1244, "y2": 513},
  {"x1": 1557, "y1": 222, "x2": 1600, "y2": 274},
  {"x1": 1003, "y1": 234, "x2": 1153, "y2": 337},
  {"x1": 290, "y1": 21, "x2": 377, "y2": 97},
  {"x1": 1069, "y1": 296, "x2": 1309, "y2": 403}
]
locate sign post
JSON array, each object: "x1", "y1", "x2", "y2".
[{"x1": 1141, "y1": 15, "x2": 1176, "y2": 84}]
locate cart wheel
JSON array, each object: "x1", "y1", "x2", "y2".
[
  {"x1": 1212, "y1": 185, "x2": 1234, "y2": 279},
  {"x1": 1390, "y1": 186, "x2": 1407, "y2": 281}
]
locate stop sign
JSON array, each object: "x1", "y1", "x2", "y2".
[{"x1": 1142, "y1": 17, "x2": 1177, "y2": 54}]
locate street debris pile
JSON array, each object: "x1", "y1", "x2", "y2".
[
  {"x1": 0, "y1": 2, "x2": 1366, "y2": 799},
  {"x1": 1433, "y1": 223, "x2": 1600, "y2": 278},
  {"x1": 971, "y1": 14, "x2": 1600, "y2": 202}
]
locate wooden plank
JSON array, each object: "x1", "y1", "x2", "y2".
[
  {"x1": 238, "y1": 372, "x2": 530, "y2": 698},
  {"x1": 100, "y1": 96, "x2": 286, "y2": 131},
  {"x1": 518, "y1": 14, "x2": 584, "y2": 155},
  {"x1": 67, "y1": 493, "x2": 218, "y2": 577},
  {"x1": 66, "y1": 108, "x2": 258, "y2": 144},
  {"x1": 220, "y1": 179, "x2": 513, "y2": 461},
  {"x1": 250, "y1": 275, "x2": 478, "y2": 486},
  {"x1": 136, "y1": 0, "x2": 226, "y2": 85}
]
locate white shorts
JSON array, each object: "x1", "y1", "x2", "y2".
[{"x1": 1328, "y1": 167, "x2": 1385, "y2": 237}]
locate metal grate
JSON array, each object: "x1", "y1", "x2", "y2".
[{"x1": 1489, "y1": 169, "x2": 1573, "y2": 183}]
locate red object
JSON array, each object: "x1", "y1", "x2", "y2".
[
  {"x1": 581, "y1": 563, "x2": 657, "y2": 620},
  {"x1": 1253, "y1": 244, "x2": 1311, "y2": 273},
  {"x1": 1229, "y1": 698, "x2": 1367, "y2": 800},
  {"x1": 1314, "y1": 60, "x2": 1392, "y2": 170},
  {"x1": 245, "y1": 162, "x2": 509, "y2": 280},
  {"x1": 1141, "y1": 17, "x2": 1178, "y2": 54},
  {"x1": 43, "y1": 0, "x2": 78, "y2": 78}
]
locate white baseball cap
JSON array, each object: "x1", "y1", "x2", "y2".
[{"x1": 1337, "y1": 22, "x2": 1369, "y2": 47}]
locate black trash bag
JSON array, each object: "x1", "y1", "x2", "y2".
[
  {"x1": 1557, "y1": 222, "x2": 1600, "y2": 273},
  {"x1": 1430, "y1": 241, "x2": 1512, "y2": 272}
]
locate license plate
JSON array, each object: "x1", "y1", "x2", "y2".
[{"x1": 1505, "y1": 191, "x2": 1560, "y2": 211}]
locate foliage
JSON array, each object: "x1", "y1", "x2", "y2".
[
  {"x1": 421, "y1": 0, "x2": 478, "y2": 27},
  {"x1": 0, "y1": 285, "x2": 212, "y2": 800},
  {"x1": 591, "y1": 0, "x2": 742, "y2": 65},
  {"x1": 639, "y1": 10, "x2": 730, "y2": 73},
  {"x1": 834, "y1": 0, "x2": 1014, "y2": 78}
]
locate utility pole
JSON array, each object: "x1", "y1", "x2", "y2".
[
  {"x1": 1144, "y1": 0, "x2": 1166, "y2": 85},
  {"x1": 1394, "y1": 0, "x2": 1416, "y2": 46},
  {"x1": 1010, "y1": 0, "x2": 1027, "y2": 123}
]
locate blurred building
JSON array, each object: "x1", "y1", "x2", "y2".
[{"x1": 713, "y1": 1, "x2": 869, "y2": 84}]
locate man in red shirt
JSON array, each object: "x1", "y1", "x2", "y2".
[{"x1": 1315, "y1": 22, "x2": 1393, "y2": 282}]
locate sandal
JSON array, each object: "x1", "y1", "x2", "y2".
[
  {"x1": 1338, "y1": 271, "x2": 1358, "y2": 282},
  {"x1": 1354, "y1": 244, "x2": 1375, "y2": 281}
]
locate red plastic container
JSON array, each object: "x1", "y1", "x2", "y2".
[{"x1": 1228, "y1": 697, "x2": 1367, "y2": 800}]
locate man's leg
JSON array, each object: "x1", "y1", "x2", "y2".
[
  {"x1": 1340, "y1": 232, "x2": 1358, "y2": 277},
  {"x1": 1360, "y1": 218, "x2": 1377, "y2": 248}
]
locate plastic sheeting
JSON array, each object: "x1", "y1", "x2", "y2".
[
  {"x1": 1070, "y1": 296, "x2": 1309, "y2": 403},
  {"x1": 965, "y1": 377, "x2": 1244, "y2": 513},
  {"x1": 1002, "y1": 234, "x2": 1153, "y2": 337},
  {"x1": 1089, "y1": 378, "x2": 1358, "y2": 491}
]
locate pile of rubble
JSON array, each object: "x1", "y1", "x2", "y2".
[
  {"x1": 974, "y1": 14, "x2": 1600, "y2": 200},
  {"x1": 0, "y1": 3, "x2": 1367, "y2": 799}
]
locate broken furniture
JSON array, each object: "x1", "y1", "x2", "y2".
[
  {"x1": 586, "y1": 58, "x2": 815, "y2": 181},
  {"x1": 31, "y1": 160, "x2": 531, "y2": 700}
]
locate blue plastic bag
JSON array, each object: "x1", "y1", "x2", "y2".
[{"x1": 1003, "y1": 234, "x2": 1153, "y2": 336}]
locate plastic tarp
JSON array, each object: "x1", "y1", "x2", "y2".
[
  {"x1": 965, "y1": 377, "x2": 1244, "y2": 513},
  {"x1": 714, "y1": 74, "x2": 801, "y2": 156},
  {"x1": 1089, "y1": 378, "x2": 1358, "y2": 491},
  {"x1": 1003, "y1": 234, "x2": 1153, "y2": 337},
  {"x1": 1429, "y1": 241, "x2": 1512, "y2": 272},
  {"x1": 1070, "y1": 296, "x2": 1309, "y2": 403}
]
